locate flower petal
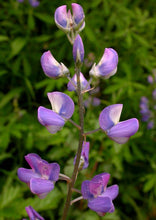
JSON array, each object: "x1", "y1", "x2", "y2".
[
  {"x1": 17, "y1": 168, "x2": 40, "y2": 183},
  {"x1": 54, "y1": 5, "x2": 68, "y2": 31},
  {"x1": 107, "y1": 118, "x2": 139, "y2": 144},
  {"x1": 92, "y1": 173, "x2": 110, "y2": 190},
  {"x1": 25, "y1": 153, "x2": 42, "y2": 173},
  {"x1": 41, "y1": 51, "x2": 63, "y2": 78},
  {"x1": 25, "y1": 206, "x2": 44, "y2": 220},
  {"x1": 38, "y1": 162, "x2": 60, "y2": 181},
  {"x1": 38, "y1": 106, "x2": 65, "y2": 134},
  {"x1": 101, "y1": 184, "x2": 119, "y2": 200},
  {"x1": 90, "y1": 48, "x2": 118, "y2": 79},
  {"x1": 47, "y1": 92, "x2": 74, "y2": 119},
  {"x1": 72, "y1": 3, "x2": 85, "y2": 25},
  {"x1": 81, "y1": 180, "x2": 103, "y2": 199},
  {"x1": 88, "y1": 196, "x2": 114, "y2": 214},
  {"x1": 99, "y1": 104, "x2": 123, "y2": 131},
  {"x1": 30, "y1": 178, "x2": 54, "y2": 199}
]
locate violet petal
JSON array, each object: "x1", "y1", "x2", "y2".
[
  {"x1": 88, "y1": 196, "x2": 114, "y2": 213},
  {"x1": 17, "y1": 168, "x2": 40, "y2": 183},
  {"x1": 47, "y1": 92, "x2": 75, "y2": 119},
  {"x1": 99, "y1": 104, "x2": 123, "y2": 131},
  {"x1": 30, "y1": 178, "x2": 54, "y2": 199}
]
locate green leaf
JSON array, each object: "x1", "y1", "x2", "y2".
[
  {"x1": 0, "y1": 35, "x2": 9, "y2": 42},
  {"x1": 34, "y1": 13, "x2": 53, "y2": 24},
  {"x1": 9, "y1": 38, "x2": 27, "y2": 59}
]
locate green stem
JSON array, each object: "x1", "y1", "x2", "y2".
[{"x1": 61, "y1": 65, "x2": 84, "y2": 220}]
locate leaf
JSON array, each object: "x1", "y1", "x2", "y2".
[
  {"x1": 9, "y1": 38, "x2": 27, "y2": 59},
  {"x1": 0, "y1": 88, "x2": 23, "y2": 109},
  {"x1": 34, "y1": 13, "x2": 53, "y2": 24}
]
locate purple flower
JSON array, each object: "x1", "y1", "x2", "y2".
[
  {"x1": 152, "y1": 89, "x2": 156, "y2": 100},
  {"x1": 147, "y1": 121, "x2": 154, "y2": 129},
  {"x1": 38, "y1": 92, "x2": 75, "y2": 134},
  {"x1": 73, "y1": 35, "x2": 84, "y2": 63},
  {"x1": 140, "y1": 96, "x2": 151, "y2": 122},
  {"x1": 67, "y1": 72, "x2": 90, "y2": 92},
  {"x1": 54, "y1": 3, "x2": 85, "y2": 33},
  {"x1": 74, "y1": 142, "x2": 90, "y2": 170},
  {"x1": 29, "y1": 0, "x2": 39, "y2": 7},
  {"x1": 147, "y1": 75, "x2": 154, "y2": 84},
  {"x1": 41, "y1": 50, "x2": 69, "y2": 78},
  {"x1": 24, "y1": 206, "x2": 44, "y2": 220},
  {"x1": 81, "y1": 173, "x2": 119, "y2": 216},
  {"x1": 18, "y1": 154, "x2": 60, "y2": 199},
  {"x1": 84, "y1": 97, "x2": 101, "y2": 108},
  {"x1": 89, "y1": 48, "x2": 118, "y2": 79},
  {"x1": 99, "y1": 104, "x2": 139, "y2": 144}
]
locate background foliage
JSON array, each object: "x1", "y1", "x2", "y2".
[{"x1": 0, "y1": 0, "x2": 156, "y2": 219}]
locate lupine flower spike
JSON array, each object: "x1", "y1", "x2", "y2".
[
  {"x1": 81, "y1": 173, "x2": 119, "y2": 216},
  {"x1": 99, "y1": 104, "x2": 139, "y2": 144},
  {"x1": 67, "y1": 72, "x2": 90, "y2": 92},
  {"x1": 23, "y1": 206, "x2": 44, "y2": 220},
  {"x1": 90, "y1": 48, "x2": 118, "y2": 79},
  {"x1": 18, "y1": 153, "x2": 60, "y2": 199},
  {"x1": 55, "y1": 3, "x2": 85, "y2": 43},
  {"x1": 74, "y1": 142, "x2": 90, "y2": 170},
  {"x1": 41, "y1": 50, "x2": 69, "y2": 78},
  {"x1": 38, "y1": 92, "x2": 75, "y2": 134}
]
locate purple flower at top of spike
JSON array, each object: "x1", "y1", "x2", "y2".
[
  {"x1": 74, "y1": 142, "x2": 90, "y2": 170},
  {"x1": 18, "y1": 153, "x2": 60, "y2": 199},
  {"x1": 73, "y1": 34, "x2": 84, "y2": 63},
  {"x1": 38, "y1": 92, "x2": 75, "y2": 134},
  {"x1": 140, "y1": 96, "x2": 151, "y2": 122},
  {"x1": 54, "y1": 3, "x2": 85, "y2": 33},
  {"x1": 24, "y1": 206, "x2": 44, "y2": 220},
  {"x1": 89, "y1": 48, "x2": 118, "y2": 79},
  {"x1": 99, "y1": 104, "x2": 139, "y2": 144},
  {"x1": 67, "y1": 72, "x2": 90, "y2": 92},
  {"x1": 41, "y1": 51, "x2": 69, "y2": 78},
  {"x1": 81, "y1": 173, "x2": 119, "y2": 216}
]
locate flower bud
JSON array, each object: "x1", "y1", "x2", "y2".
[
  {"x1": 73, "y1": 34, "x2": 84, "y2": 63},
  {"x1": 89, "y1": 48, "x2": 118, "y2": 79},
  {"x1": 67, "y1": 72, "x2": 90, "y2": 92},
  {"x1": 41, "y1": 50, "x2": 69, "y2": 78},
  {"x1": 54, "y1": 4, "x2": 85, "y2": 34}
]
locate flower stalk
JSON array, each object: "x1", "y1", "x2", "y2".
[{"x1": 61, "y1": 65, "x2": 84, "y2": 220}]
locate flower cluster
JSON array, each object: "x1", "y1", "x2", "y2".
[
  {"x1": 17, "y1": 0, "x2": 39, "y2": 7},
  {"x1": 140, "y1": 73, "x2": 156, "y2": 129},
  {"x1": 17, "y1": 3, "x2": 139, "y2": 219}
]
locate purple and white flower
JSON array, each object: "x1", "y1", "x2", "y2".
[
  {"x1": 74, "y1": 142, "x2": 90, "y2": 170},
  {"x1": 38, "y1": 92, "x2": 75, "y2": 134},
  {"x1": 41, "y1": 50, "x2": 69, "y2": 78},
  {"x1": 99, "y1": 104, "x2": 139, "y2": 144},
  {"x1": 67, "y1": 72, "x2": 90, "y2": 92},
  {"x1": 18, "y1": 154, "x2": 60, "y2": 199},
  {"x1": 81, "y1": 173, "x2": 119, "y2": 216},
  {"x1": 54, "y1": 3, "x2": 85, "y2": 33},
  {"x1": 23, "y1": 206, "x2": 44, "y2": 220},
  {"x1": 73, "y1": 34, "x2": 84, "y2": 63},
  {"x1": 89, "y1": 48, "x2": 118, "y2": 79}
]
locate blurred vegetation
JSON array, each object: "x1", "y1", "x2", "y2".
[{"x1": 0, "y1": 0, "x2": 156, "y2": 219}]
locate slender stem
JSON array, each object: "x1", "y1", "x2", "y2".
[
  {"x1": 72, "y1": 188, "x2": 81, "y2": 194},
  {"x1": 70, "y1": 196, "x2": 83, "y2": 205},
  {"x1": 61, "y1": 65, "x2": 84, "y2": 220},
  {"x1": 68, "y1": 119, "x2": 81, "y2": 130},
  {"x1": 83, "y1": 128, "x2": 101, "y2": 136},
  {"x1": 59, "y1": 173, "x2": 71, "y2": 183}
]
